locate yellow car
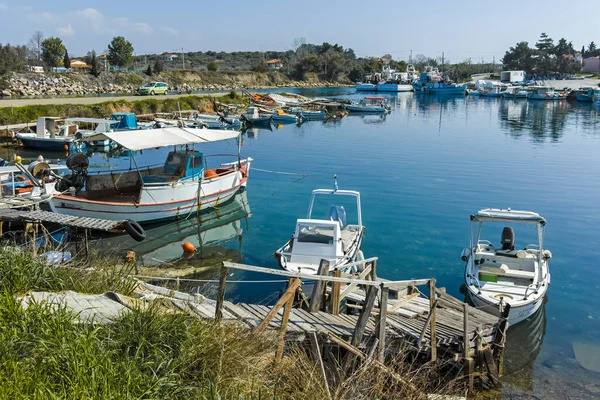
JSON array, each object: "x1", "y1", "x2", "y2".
[{"x1": 138, "y1": 82, "x2": 169, "y2": 95}]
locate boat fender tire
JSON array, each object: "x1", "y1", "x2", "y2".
[{"x1": 123, "y1": 219, "x2": 146, "y2": 242}]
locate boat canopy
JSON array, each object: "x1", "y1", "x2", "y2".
[
  {"x1": 471, "y1": 208, "x2": 546, "y2": 224},
  {"x1": 88, "y1": 127, "x2": 239, "y2": 151}
]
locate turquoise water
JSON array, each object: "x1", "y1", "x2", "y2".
[{"x1": 11, "y1": 88, "x2": 600, "y2": 397}]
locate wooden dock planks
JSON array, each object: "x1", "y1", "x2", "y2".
[{"x1": 0, "y1": 209, "x2": 124, "y2": 232}]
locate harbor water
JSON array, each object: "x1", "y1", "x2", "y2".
[{"x1": 5, "y1": 88, "x2": 600, "y2": 398}]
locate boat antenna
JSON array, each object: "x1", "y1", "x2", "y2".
[{"x1": 333, "y1": 174, "x2": 338, "y2": 191}]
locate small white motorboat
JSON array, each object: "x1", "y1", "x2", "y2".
[
  {"x1": 241, "y1": 107, "x2": 272, "y2": 125},
  {"x1": 275, "y1": 179, "x2": 365, "y2": 274},
  {"x1": 346, "y1": 96, "x2": 391, "y2": 113},
  {"x1": 462, "y1": 208, "x2": 551, "y2": 326}
]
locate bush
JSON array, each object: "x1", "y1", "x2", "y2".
[{"x1": 207, "y1": 60, "x2": 218, "y2": 72}]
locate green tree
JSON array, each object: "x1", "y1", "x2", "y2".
[
  {"x1": 502, "y1": 41, "x2": 535, "y2": 73},
  {"x1": 0, "y1": 43, "x2": 28, "y2": 75},
  {"x1": 535, "y1": 33, "x2": 555, "y2": 76},
  {"x1": 63, "y1": 49, "x2": 71, "y2": 69},
  {"x1": 153, "y1": 59, "x2": 164, "y2": 74},
  {"x1": 251, "y1": 61, "x2": 268, "y2": 72},
  {"x1": 588, "y1": 41, "x2": 598, "y2": 57},
  {"x1": 107, "y1": 36, "x2": 134, "y2": 67},
  {"x1": 85, "y1": 50, "x2": 101, "y2": 77},
  {"x1": 41, "y1": 37, "x2": 65, "y2": 68},
  {"x1": 145, "y1": 64, "x2": 152, "y2": 76},
  {"x1": 207, "y1": 60, "x2": 218, "y2": 71}
]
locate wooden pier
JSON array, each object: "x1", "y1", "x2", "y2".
[
  {"x1": 0, "y1": 209, "x2": 126, "y2": 232},
  {"x1": 138, "y1": 258, "x2": 509, "y2": 391}
]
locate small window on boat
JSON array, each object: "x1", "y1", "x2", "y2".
[
  {"x1": 297, "y1": 223, "x2": 335, "y2": 245},
  {"x1": 191, "y1": 155, "x2": 203, "y2": 168}
]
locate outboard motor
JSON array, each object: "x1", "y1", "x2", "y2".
[
  {"x1": 56, "y1": 153, "x2": 88, "y2": 193},
  {"x1": 501, "y1": 227, "x2": 515, "y2": 250}
]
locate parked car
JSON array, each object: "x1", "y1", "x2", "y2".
[{"x1": 138, "y1": 82, "x2": 169, "y2": 95}]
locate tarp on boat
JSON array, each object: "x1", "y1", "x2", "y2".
[
  {"x1": 472, "y1": 208, "x2": 546, "y2": 224},
  {"x1": 88, "y1": 127, "x2": 240, "y2": 150}
]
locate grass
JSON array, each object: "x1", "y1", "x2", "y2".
[
  {"x1": 0, "y1": 246, "x2": 466, "y2": 399},
  {"x1": 0, "y1": 93, "x2": 249, "y2": 125}
]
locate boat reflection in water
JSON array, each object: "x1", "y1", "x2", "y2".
[
  {"x1": 501, "y1": 298, "x2": 547, "y2": 391},
  {"x1": 109, "y1": 191, "x2": 251, "y2": 267}
]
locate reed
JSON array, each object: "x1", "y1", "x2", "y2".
[{"x1": 0, "y1": 247, "x2": 465, "y2": 399}]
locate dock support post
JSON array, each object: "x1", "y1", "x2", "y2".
[
  {"x1": 215, "y1": 262, "x2": 229, "y2": 321},
  {"x1": 343, "y1": 283, "x2": 378, "y2": 373},
  {"x1": 376, "y1": 283, "x2": 388, "y2": 363},
  {"x1": 463, "y1": 302, "x2": 474, "y2": 393},
  {"x1": 492, "y1": 303, "x2": 510, "y2": 377},
  {"x1": 369, "y1": 259, "x2": 377, "y2": 282},
  {"x1": 275, "y1": 277, "x2": 298, "y2": 364},
  {"x1": 330, "y1": 269, "x2": 341, "y2": 315},
  {"x1": 255, "y1": 277, "x2": 301, "y2": 334},
  {"x1": 308, "y1": 332, "x2": 331, "y2": 399},
  {"x1": 309, "y1": 259, "x2": 329, "y2": 312},
  {"x1": 429, "y1": 279, "x2": 437, "y2": 362}
]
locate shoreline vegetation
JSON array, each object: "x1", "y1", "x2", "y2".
[
  {"x1": 0, "y1": 93, "x2": 250, "y2": 126},
  {"x1": 0, "y1": 247, "x2": 470, "y2": 399}
]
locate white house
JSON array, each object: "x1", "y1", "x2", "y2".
[
  {"x1": 500, "y1": 70, "x2": 525, "y2": 83},
  {"x1": 266, "y1": 59, "x2": 283, "y2": 70}
]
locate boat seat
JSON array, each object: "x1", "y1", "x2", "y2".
[{"x1": 479, "y1": 264, "x2": 535, "y2": 279}]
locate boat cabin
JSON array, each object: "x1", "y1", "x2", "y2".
[
  {"x1": 277, "y1": 189, "x2": 364, "y2": 273},
  {"x1": 110, "y1": 112, "x2": 138, "y2": 130}
]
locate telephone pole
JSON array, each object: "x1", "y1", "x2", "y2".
[
  {"x1": 409, "y1": 49, "x2": 412, "y2": 63},
  {"x1": 181, "y1": 47, "x2": 185, "y2": 70}
]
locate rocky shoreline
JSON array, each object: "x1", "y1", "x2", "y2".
[{"x1": 0, "y1": 71, "x2": 348, "y2": 98}]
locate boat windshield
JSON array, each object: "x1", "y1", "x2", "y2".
[{"x1": 297, "y1": 223, "x2": 335, "y2": 245}]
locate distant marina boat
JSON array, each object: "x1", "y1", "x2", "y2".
[
  {"x1": 376, "y1": 81, "x2": 413, "y2": 92},
  {"x1": 346, "y1": 96, "x2": 391, "y2": 113},
  {"x1": 15, "y1": 117, "x2": 82, "y2": 152},
  {"x1": 412, "y1": 66, "x2": 466, "y2": 95},
  {"x1": 241, "y1": 107, "x2": 272, "y2": 125},
  {"x1": 574, "y1": 87, "x2": 600, "y2": 102},
  {"x1": 462, "y1": 208, "x2": 551, "y2": 325},
  {"x1": 527, "y1": 86, "x2": 566, "y2": 100},
  {"x1": 502, "y1": 86, "x2": 528, "y2": 99},
  {"x1": 49, "y1": 128, "x2": 251, "y2": 224},
  {"x1": 275, "y1": 182, "x2": 365, "y2": 274},
  {"x1": 271, "y1": 109, "x2": 300, "y2": 123},
  {"x1": 288, "y1": 107, "x2": 327, "y2": 120},
  {"x1": 355, "y1": 82, "x2": 377, "y2": 91}
]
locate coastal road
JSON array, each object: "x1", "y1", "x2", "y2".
[{"x1": 0, "y1": 92, "x2": 224, "y2": 108}]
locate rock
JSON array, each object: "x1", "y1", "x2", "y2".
[{"x1": 0, "y1": 90, "x2": 12, "y2": 97}]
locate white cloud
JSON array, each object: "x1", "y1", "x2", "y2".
[
  {"x1": 160, "y1": 27, "x2": 179, "y2": 36},
  {"x1": 75, "y1": 8, "x2": 109, "y2": 33},
  {"x1": 132, "y1": 22, "x2": 152, "y2": 35},
  {"x1": 0, "y1": 4, "x2": 7, "y2": 10},
  {"x1": 57, "y1": 24, "x2": 75, "y2": 37}
]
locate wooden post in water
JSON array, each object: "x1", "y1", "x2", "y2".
[
  {"x1": 309, "y1": 259, "x2": 329, "y2": 312},
  {"x1": 463, "y1": 302, "x2": 474, "y2": 392},
  {"x1": 376, "y1": 283, "x2": 388, "y2": 363},
  {"x1": 429, "y1": 279, "x2": 437, "y2": 362},
  {"x1": 330, "y1": 269, "x2": 342, "y2": 315},
  {"x1": 215, "y1": 263, "x2": 229, "y2": 321},
  {"x1": 492, "y1": 303, "x2": 511, "y2": 377},
  {"x1": 275, "y1": 277, "x2": 299, "y2": 364}
]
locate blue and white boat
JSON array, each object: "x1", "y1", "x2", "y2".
[
  {"x1": 289, "y1": 107, "x2": 327, "y2": 120},
  {"x1": 502, "y1": 86, "x2": 528, "y2": 99},
  {"x1": 241, "y1": 107, "x2": 272, "y2": 125},
  {"x1": 272, "y1": 109, "x2": 300, "y2": 123},
  {"x1": 15, "y1": 117, "x2": 84, "y2": 152},
  {"x1": 527, "y1": 87, "x2": 566, "y2": 101},
  {"x1": 412, "y1": 67, "x2": 466, "y2": 95},
  {"x1": 376, "y1": 80, "x2": 413, "y2": 92},
  {"x1": 355, "y1": 82, "x2": 377, "y2": 91},
  {"x1": 346, "y1": 96, "x2": 391, "y2": 113},
  {"x1": 479, "y1": 87, "x2": 504, "y2": 98},
  {"x1": 575, "y1": 87, "x2": 600, "y2": 102}
]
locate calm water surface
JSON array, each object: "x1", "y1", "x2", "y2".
[{"x1": 10, "y1": 88, "x2": 600, "y2": 398}]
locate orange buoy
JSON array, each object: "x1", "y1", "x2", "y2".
[
  {"x1": 204, "y1": 169, "x2": 218, "y2": 179},
  {"x1": 181, "y1": 241, "x2": 196, "y2": 253},
  {"x1": 64, "y1": 144, "x2": 69, "y2": 151},
  {"x1": 124, "y1": 251, "x2": 136, "y2": 262}
]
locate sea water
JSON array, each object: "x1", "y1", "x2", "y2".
[{"x1": 8, "y1": 88, "x2": 600, "y2": 398}]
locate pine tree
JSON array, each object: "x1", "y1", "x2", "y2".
[
  {"x1": 145, "y1": 65, "x2": 152, "y2": 76},
  {"x1": 63, "y1": 50, "x2": 71, "y2": 69},
  {"x1": 153, "y1": 59, "x2": 164, "y2": 74}
]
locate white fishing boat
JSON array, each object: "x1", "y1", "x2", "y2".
[
  {"x1": 15, "y1": 117, "x2": 81, "y2": 151},
  {"x1": 49, "y1": 128, "x2": 251, "y2": 227},
  {"x1": 502, "y1": 86, "x2": 528, "y2": 99},
  {"x1": 527, "y1": 86, "x2": 566, "y2": 100},
  {"x1": 355, "y1": 82, "x2": 377, "y2": 91},
  {"x1": 0, "y1": 160, "x2": 67, "y2": 201},
  {"x1": 275, "y1": 180, "x2": 365, "y2": 274},
  {"x1": 241, "y1": 107, "x2": 272, "y2": 124},
  {"x1": 462, "y1": 208, "x2": 551, "y2": 325}
]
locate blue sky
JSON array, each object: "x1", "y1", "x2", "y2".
[{"x1": 0, "y1": 0, "x2": 598, "y2": 61}]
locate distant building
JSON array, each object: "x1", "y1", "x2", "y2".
[
  {"x1": 163, "y1": 53, "x2": 178, "y2": 61},
  {"x1": 266, "y1": 59, "x2": 283, "y2": 70},
  {"x1": 574, "y1": 52, "x2": 583, "y2": 63},
  {"x1": 500, "y1": 70, "x2": 525, "y2": 83},
  {"x1": 26, "y1": 65, "x2": 44, "y2": 73},
  {"x1": 99, "y1": 54, "x2": 108, "y2": 71},
  {"x1": 70, "y1": 59, "x2": 91, "y2": 70},
  {"x1": 583, "y1": 57, "x2": 600, "y2": 73}
]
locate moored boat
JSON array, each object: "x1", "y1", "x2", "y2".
[
  {"x1": 355, "y1": 82, "x2": 377, "y2": 91},
  {"x1": 346, "y1": 96, "x2": 391, "y2": 113},
  {"x1": 462, "y1": 208, "x2": 551, "y2": 325},
  {"x1": 502, "y1": 86, "x2": 528, "y2": 99},
  {"x1": 527, "y1": 86, "x2": 566, "y2": 100},
  {"x1": 15, "y1": 117, "x2": 83, "y2": 151},
  {"x1": 241, "y1": 107, "x2": 272, "y2": 125},
  {"x1": 49, "y1": 128, "x2": 251, "y2": 224},
  {"x1": 271, "y1": 109, "x2": 300, "y2": 123},
  {"x1": 412, "y1": 67, "x2": 466, "y2": 95},
  {"x1": 275, "y1": 182, "x2": 365, "y2": 274}
]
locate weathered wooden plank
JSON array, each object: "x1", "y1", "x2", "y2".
[
  {"x1": 254, "y1": 278, "x2": 301, "y2": 334},
  {"x1": 221, "y1": 302, "x2": 261, "y2": 328},
  {"x1": 215, "y1": 264, "x2": 228, "y2": 320},
  {"x1": 309, "y1": 260, "x2": 329, "y2": 312},
  {"x1": 275, "y1": 288, "x2": 295, "y2": 363},
  {"x1": 349, "y1": 285, "x2": 378, "y2": 347},
  {"x1": 377, "y1": 285, "x2": 388, "y2": 363}
]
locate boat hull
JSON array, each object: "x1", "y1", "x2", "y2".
[
  {"x1": 576, "y1": 93, "x2": 593, "y2": 102},
  {"x1": 413, "y1": 84, "x2": 466, "y2": 95},
  {"x1": 346, "y1": 105, "x2": 386, "y2": 113},
  {"x1": 16, "y1": 134, "x2": 75, "y2": 151},
  {"x1": 466, "y1": 287, "x2": 545, "y2": 326},
  {"x1": 376, "y1": 83, "x2": 413, "y2": 92},
  {"x1": 527, "y1": 94, "x2": 565, "y2": 100},
  {"x1": 355, "y1": 84, "x2": 377, "y2": 91},
  {"x1": 50, "y1": 162, "x2": 251, "y2": 224}
]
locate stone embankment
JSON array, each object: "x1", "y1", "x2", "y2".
[{"x1": 0, "y1": 71, "x2": 346, "y2": 98}]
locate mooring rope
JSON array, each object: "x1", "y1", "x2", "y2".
[{"x1": 251, "y1": 167, "x2": 309, "y2": 176}]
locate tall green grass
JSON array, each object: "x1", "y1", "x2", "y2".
[{"x1": 0, "y1": 247, "x2": 465, "y2": 399}]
